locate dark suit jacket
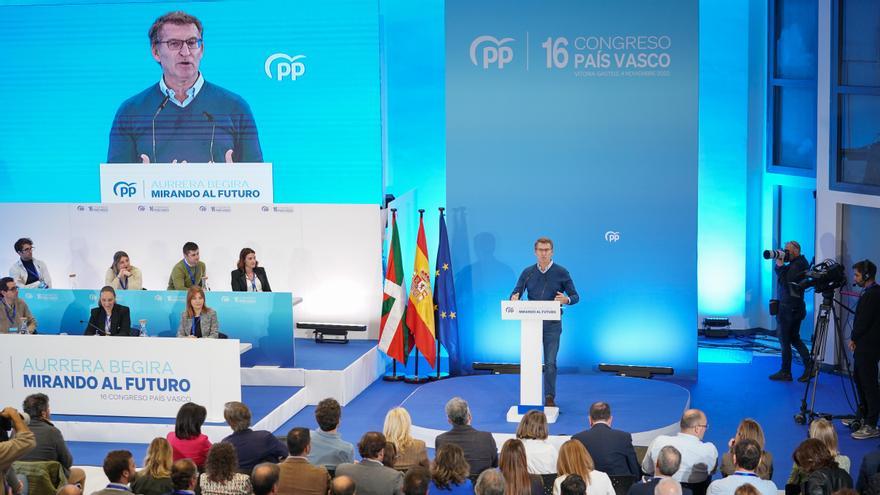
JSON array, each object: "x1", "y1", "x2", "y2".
[
  {"x1": 435, "y1": 424, "x2": 498, "y2": 476},
  {"x1": 230, "y1": 267, "x2": 272, "y2": 292},
  {"x1": 572, "y1": 423, "x2": 639, "y2": 476},
  {"x1": 628, "y1": 478, "x2": 693, "y2": 495},
  {"x1": 84, "y1": 305, "x2": 132, "y2": 336}
]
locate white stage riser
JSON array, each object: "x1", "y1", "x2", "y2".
[
  {"x1": 56, "y1": 347, "x2": 384, "y2": 443},
  {"x1": 0, "y1": 203, "x2": 383, "y2": 338}
]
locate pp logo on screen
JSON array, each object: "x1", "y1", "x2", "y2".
[
  {"x1": 505, "y1": 306, "x2": 515, "y2": 314},
  {"x1": 265, "y1": 53, "x2": 306, "y2": 81},
  {"x1": 469, "y1": 36, "x2": 515, "y2": 69},
  {"x1": 113, "y1": 181, "x2": 137, "y2": 198},
  {"x1": 604, "y1": 231, "x2": 621, "y2": 243}
]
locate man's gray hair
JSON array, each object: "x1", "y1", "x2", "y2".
[
  {"x1": 445, "y1": 397, "x2": 470, "y2": 426},
  {"x1": 475, "y1": 469, "x2": 505, "y2": 495},
  {"x1": 656, "y1": 446, "x2": 682, "y2": 476},
  {"x1": 654, "y1": 478, "x2": 682, "y2": 495}
]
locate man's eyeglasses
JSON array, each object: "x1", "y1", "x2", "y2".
[{"x1": 157, "y1": 38, "x2": 203, "y2": 51}]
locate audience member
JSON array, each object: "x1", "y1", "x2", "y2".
[
  {"x1": 383, "y1": 407, "x2": 429, "y2": 471},
  {"x1": 84, "y1": 286, "x2": 132, "y2": 336},
  {"x1": 130, "y1": 437, "x2": 174, "y2": 495},
  {"x1": 307, "y1": 398, "x2": 355, "y2": 471},
  {"x1": 553, "y1": 439, "x2": 614, "y2": 495},
  {"x1": 655, "y1": 478, "x2": 683, "y2": 495},
  {"x1": 572, "y1": 401, "x2": 639, "y2": 477},
  {"x1": 0, "y1": 277, "x2": 37, "y2": 334},
  {"x1": 720, "y1": 419, "x2": 773, "y2": 480},
  {"x1": 561, "y1": 475, "x2": 587, "y2": 495},
  {"x1": 231, "y1": 248, "x2": 272, "y2": 292},
  {"x1": 642, "y1": 409, "x2": 718, "y2": 484},
  {"x1": 474, "y1": 469, "x2": 504, "y2": 495},
  {"x1": 18, "y1": 394, "x2": 87, "y2": 489},
  {"x1": 499, "y1": 439, "x2": 543, "y2": 495},
  {"x1": 199, "y1": 442, "x2": 252, "y2": 495},
  {"x1": 732, "y1": 485, "x2": 757, "y2": 495},
  {"x1": 403, "y1": 466, "x2": 430, "y2": 495},
  {"x1": 792, "y1": 439, "x2": 852, "y2": 495},
  {"x1": 10, "y1": 238, "x2": 51, "y2": 288},
  {"x1": 330, "y1": 475, "x2": 357, "y2": 495},
  {"x1": 221, "y1": 401, "x2": 287, "y2": 472},
  {"x1": 91, "y1": 450, "x2": 136, "y2": 495},
  {"x1": 105, "y1": 251, "x2": 143, "y2": 290},
  {"x1": 176, "y1": 286, "x2": 219, "y2": 338},
  {"x1": 336, "y1": 432, "x2": 404, "y2": 495},
  {"x1": 435, "y1": 397, "x2": 498, "y2": 477},
  {"x1": 168, "y1": 241, "x2": 207, "y2": 290},
  {"x1": 516, "y1": 410, "x2": 558, "y2": 475},
  {"x1": 383, "y1": 442, "x2": 398, "y2": 469},
  {"x1": 430, "y1": 444, "x2": 473, "y2": 494},
  {"x1": 166, "y1": 402, "x2": 212, "y2": 469},
  {"x1": 56, "y1": 484, "x2": 83, "y2": 495},
  {"x1": 277, "y1": 427, "x2": 330, "y2": 495},
  {"x1": 707, "y1": 440, "x2": 777, "y2": 495},
  {"x1": 856, "y1": 444, "x2": 880, "y2": 492},
  {"x1": 169, "y1": 458, "x2": 199, "y2": 495},
  {"x1": 628, "y1": 446, "x2": 692, "y2": 495},
  {"x1": 251, "y1": 463, "x2": 280, "y2": 495},
  {"x1": 788, "y1": 419, "x2": 851, "y2": 486},
  {"x1": 0, "y1": 407, "x2": 36, "y2": 487}
]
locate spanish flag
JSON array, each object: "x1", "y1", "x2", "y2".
[{"x1": 406, "y1": 212, "x2": 437, "y2": 368}]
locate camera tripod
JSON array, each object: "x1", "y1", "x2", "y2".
[{"x1": 794, "y1": 289, "x2": 858, "y2": 425}]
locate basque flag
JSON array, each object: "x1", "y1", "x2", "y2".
[{"x1": 433, "y1": 208, "x2": 461, "y2": 375}]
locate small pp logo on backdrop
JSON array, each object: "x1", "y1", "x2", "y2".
[
  {"x1": 265, "y1": 53, "x2": 307, "y2": 81},
  {"x1": 469, "y1": 36, "x2": 515, "y2": 69},
  {"x1": 604, "y1": 231, "x2": 621, "y2": 243}
]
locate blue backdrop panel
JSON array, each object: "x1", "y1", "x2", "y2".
[
  {"x1": 0, "y1": 0, "x2": 380, "y2": 204},
  {"x1": 19, "y1": 289, "x2": 294, "y2": 368},
  {"x1": 446, "y1": 0, "x2": 699, "y2": 377}
]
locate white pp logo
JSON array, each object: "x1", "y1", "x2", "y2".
[
  {"x1": 469, "y1": 36, "x2": 514, "y2": 69},
  {"x1": 604, "y1": 231, "x2": 621, "y2": 243},
  {"x1": 265, "y1": 53, "x2": 306, "y2": 81}
]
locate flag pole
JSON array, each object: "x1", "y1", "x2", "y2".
[
  {"x1": 430, "y1": 206, "x2": 445, "y2": 381},
  {"x1": 405, "y1": 209, "x2": 430, "y2": 384},
  {"x1": 382, "y1": 208, "x2": 405, "y2": 382}
]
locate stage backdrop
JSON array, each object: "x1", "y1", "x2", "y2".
[
  {"x1": 0, "y1": 0, "x2": 380, "y2": 204},
  {"x1": 446, "y1": 0, "x2": 699, "y2": 377}
]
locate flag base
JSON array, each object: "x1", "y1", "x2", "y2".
[
  {"x1": 404, "y1": 374, "x2": 431, "y2": 384},
  {"x1": 383, "y1": 374, "x2": 406, "y2": 382},
  {"x1": 428, "y1": 371, "x2": 451, "y2": 381},
  {"x1": 507, "y1": 405, "x2": 559, "y2": 423}
]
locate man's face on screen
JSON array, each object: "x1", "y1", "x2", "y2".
[
  {"x1": 152, "y1": 23, "x2": 203, "y2": 84},
  {"x1": 534, "y1": 242, "x2": 553, "y2": 266}
]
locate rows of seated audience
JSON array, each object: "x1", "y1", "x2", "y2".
[{"x1": 3, "y1": 394, "x2": 879, "y2": 495}]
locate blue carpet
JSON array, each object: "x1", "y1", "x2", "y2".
[
  {"x1": 294, "y1": 338, "x2": 378, "y2": 370},
  {"x1": 54, "y1": 386, "x2": 300, "y2": 425}
]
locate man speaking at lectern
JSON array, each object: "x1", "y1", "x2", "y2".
[
  {"x1": 510, "y1": 237, "x2": 579, "y2": 407},
  {"x1": 107, "y1": 11, "x2": 262, "y2": 164}
]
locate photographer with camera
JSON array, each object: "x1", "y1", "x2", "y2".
[
  {"x1": 847, "y1": 260, "x2": 880, "y2": 440},
  {"x1": 767, "y1": 241, "x2": 815, "y2": 382},
  {"x1": 0, "y1": 406, "x2": 35, "y2": 495}
]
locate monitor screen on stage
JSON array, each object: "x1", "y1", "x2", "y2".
[{"x1": 0, "y1": 0, "x2": 381, "y2": 204}]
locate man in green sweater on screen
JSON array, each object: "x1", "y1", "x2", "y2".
[{"x1": 168, "y1": 242, "x2": 207, "y2": 290}]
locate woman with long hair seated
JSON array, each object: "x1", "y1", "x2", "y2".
[
  {"x1": 383, "y1": 407, "x2": 429, "y2": 471},
  {"x1": 500, "y1": 439, "x2": 543, "y2": 495},
  {"x1": 105, "y1": 251, "x2": 143, "y2": 290},
  {"x1": 166, "y1": 402, "x2": 212, "y2": 469},
  {"x1": 430, "y1": 443, "x2": 473, "y2": 494},
  {"x1": 788, "y1": 419, "x2": 850, "y2": 485},
  {"x1": 131, "y1": 437, "x2": 174, "y2": 495},
  {"x1": 553, "y1": 440, "x2": 614, "y2": 495},
  {"x1": 199, "y1": 442, "x2": 252, "y2": 495},
  {"x1": 516, "y1": 410, "x2": 558, "y2": 475},
  {"x1": 84, "y1": 286, "x2": 131, "y2": 336},
  {"x1": 722, "y1": 418, "x2": 773, "y2": 479},
  {"x1": 230, "y1": 248, "x2": 271, "y2": 292},
  {"x1": 792, "y1": 438, "x2": 852, "y2": 495},
  {"x1": 177, "y1": 286, "x2": 219, "y2": 338}
]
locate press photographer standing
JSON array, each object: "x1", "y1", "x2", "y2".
[
  {"x1": 848, "y1": 260, "x2": 880, "y2": 440},
  {"x1": 0, "y1": 406, "x2": 35, "y2": 495},
  {"x1": 769, "y1": 240, "x2": 815, "y2": 382}
]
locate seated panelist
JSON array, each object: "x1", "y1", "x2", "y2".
[
  {"x1": 230, "y1": 248, "x2": 271, "y2": 292},
  {"x1": 105, "y1": 251, "x2": 143, "y2": 290},
  {"x1": 84, "y1": 286, "x2": 132, "y2": 336},
  {"x1": 177, "y1": 286, "x2": 219, "y2": 338},
  {"x1": 168, "y1": 242, "x2": 207, "y2": 291}
]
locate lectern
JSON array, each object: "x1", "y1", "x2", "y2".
[{"x1": 501, "y1": 300, "x2": 560, "y2": 423}]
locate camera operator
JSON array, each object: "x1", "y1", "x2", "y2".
[
  {"x1": 0, "y1": 406, "x2": 35, "y2": 495},
  {"x1": 769, "y1": 240, "x2": 815, "y2": 382},
  {"x1": 848, "y1": 260, "x2": 880, "y2": 440}
]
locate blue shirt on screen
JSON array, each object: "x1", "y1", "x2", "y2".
[
  {"x1": 159, "y1": 73, "x2": 205, "y2": 108},
  {"x1": 107, "y1": 80, "x2": 262, "y2": 164}
]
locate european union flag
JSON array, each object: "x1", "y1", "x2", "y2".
[{"x1": 433, "y1": 208, "x2": 461, "y2": 376}]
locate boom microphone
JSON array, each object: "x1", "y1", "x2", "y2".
[
  {"x1": 151, "y1": 95, "x2": 171, "y2": 163},
  {"x1": 203, "y1": 111, "x2": 216, "y2": 163}
]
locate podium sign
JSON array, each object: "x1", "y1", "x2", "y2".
[
  {"x1": 99, "y1": 163, "x2": 273, "y2": 204},
  {"x1": 501, "y1": 300, "x2": 560, "y2": 423}
]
